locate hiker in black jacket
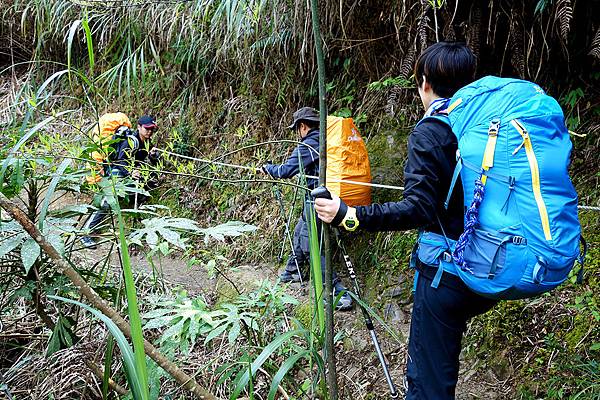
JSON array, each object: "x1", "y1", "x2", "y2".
[
  {"x1": 263, "y1": 107, "x2": 352, "y2": 311},
  {"x1": 81, "y1": 115, "x2": 159, "y2": 248},
  {"x1": 106, "y1": 115, "x2": 160, "y2": 179},
  {"x1": 315, "y1": 42, "x2": 497, "y2": 398}
]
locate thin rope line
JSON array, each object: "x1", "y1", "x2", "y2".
[
  {"x1": 9, "y1": 150, "x2": 600, "y2": 211},
  {"x1": 156, "y1": 148, "x2": 406, "y2": 191},
  {"x1": 578, "y1": 205, "x2": 600, "y2": 211},
  {"x1": 159, "y1": 147, "x2": 600, "y2": 208},
  {"x1": 7, "y1": 152, "x2": 309, "y2": 191}
]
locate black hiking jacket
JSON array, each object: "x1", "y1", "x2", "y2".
[
  {"x1": 107, "y1": 130, "x2": 157, "y2": 177},
  {"x1": 355, "y1": 119, "x2": 464, "y2": 240}
]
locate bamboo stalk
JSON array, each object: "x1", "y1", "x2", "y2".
[
  {"x1": 0, "y1": 192, "x2": 219, "y2": 400},
  {"x1": 309, "y1": 0, "x2": 338, "y2": 398}
]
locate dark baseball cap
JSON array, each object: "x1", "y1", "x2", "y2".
[
  {"x1": 138, "y1": 115, "x2": 157, "y2": 129},
  {"x1": 287, "y1": 107, "x2": 320, "y2": 129}
]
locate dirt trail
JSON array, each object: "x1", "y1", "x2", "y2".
[{"x1": 79, "y1": 241, "x2": 504, "y2": 399}]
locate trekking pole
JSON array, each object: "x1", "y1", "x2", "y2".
[
  {"x1": 311, "y1": 186, "x2": 400, "y2": 399},
  {"x1": 274, "y1": 185, "x2": 304, "y2": 284},
  {"x1": 276, "y1": 183, "x2": 300, "y2": 262}
]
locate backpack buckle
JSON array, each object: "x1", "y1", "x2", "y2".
[
  {"x1": 488, "y1": 119, "x2": 501, "y2": 137},
  {"x1": 442, "y1": 251, "x2": 453, "y2": 263},
  {"x1": 512, "y1": 236, "x2": 526, "y2": 245}
]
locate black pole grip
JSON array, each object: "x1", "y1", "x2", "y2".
[
  {"x1": 312, "y1": 185, "x2": 348, "y2": 226},
  {"x1": 311, "y1": 185, "x2": 332, "y2": 200}
]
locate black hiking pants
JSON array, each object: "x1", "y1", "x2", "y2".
[
  {"x1": 284, "y1": 213, "x2": 340, "y2": 285},
  {"x1": 406, "y1": 262, "x2": 498, "y2": 399}
]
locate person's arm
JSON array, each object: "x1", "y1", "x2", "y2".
[
  {"x1": 315, "y1": 121, "x2": 447, "y2": 232},
  {"x1": 263, "y1": 136, "x2": 319, "y2": 179}
]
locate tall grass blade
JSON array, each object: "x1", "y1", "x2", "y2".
[
  {"x1": 1, "y1": 110, "x2": 76, "y2": 191},
  {"x1": 48, "y1": 295, "x2": 145, "y2": 400},
  {"x1": 295, "y1": 151, "x2": 325, "y2": 334},
  {"x1": 350, "y1": 293, "x2": 404, "y2": 343},
  {"x1": 102, "y1": 332, "x2": 117, "y2": 399},
  {"x1": 39, "y1": 158, "x2": 71, "y2": 231},
  {"x1": 103, "y1": 281, "x2": 123, "y2": 399},
  {"x1": 267, "y1": 349, "x2": 311, "y2": 400},
  {"x1": 82, "y1": 15, "x2": 95, "y2": 72},
  {"x1": 67, "y1": 19, "x2": 82, "y2": 80},
  {"x1": 111, "y1": 177, "x2": 149, "y2": 400},
  {"x1": 36, "y1": 70, "x2": 69, "y2": 99},
  {"x1": 247, "y1": 360, "x2": 255, "y2": 400},
  {"x1": 306, "y1": 202, "x2": 325, "y2": 333}
]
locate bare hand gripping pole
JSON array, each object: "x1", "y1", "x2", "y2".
[{"x1": 311, "y1": 186, "x2": 400, "y2": 399}]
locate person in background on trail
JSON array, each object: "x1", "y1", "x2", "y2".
[
  {"x1": 262, "y1": 107, "x2": 353, "y2": 311},
  {"x1": 80, "y1": 115, "x2": 160, "y2": 248},
  {"x1": 314, "y1": 42, "x2": 496, "y2": 398}
]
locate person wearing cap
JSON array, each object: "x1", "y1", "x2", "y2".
[
  {"x1": 80, "y1": 115, "x2": 160, "y2": 248},
  {"x1": 262, "y1": 107, "x2": 353, "y2": 311},
  {"x1": 107, "y1": 115, "x2": 159, "y2": 178}
]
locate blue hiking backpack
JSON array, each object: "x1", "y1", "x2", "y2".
[{"x1": 416, "y1": 76, "x2": 583, "y2": 300}]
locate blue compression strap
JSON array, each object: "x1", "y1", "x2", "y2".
[
  {"x1": 461, "y1": 158, "x2": 511, "y2": 183},
  {"x1": 412, "y1": 271, "x2": 419, "y2": 293},
  {"x1": 445, "y1": 159, "x2": 463, "y2": 209},
  {"x1": 487, "y1": 235, "x2": 524, "y2": 279},
  {"x1": 431, "y1": 262, "x2": 444, "y2": 288}
]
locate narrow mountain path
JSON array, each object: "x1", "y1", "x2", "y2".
[{"x1": 79, "y1": 240, "x2": 505, "y2": 399}]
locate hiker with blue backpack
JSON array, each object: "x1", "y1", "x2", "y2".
[{"x1": 314, "y1": 41, "x2": 582, "y2": 398}]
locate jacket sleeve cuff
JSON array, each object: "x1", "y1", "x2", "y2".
[{"x1": 331, "y1": 199, "x2": 348, "y2": 226}]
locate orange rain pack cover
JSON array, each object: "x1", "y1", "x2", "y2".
[
  {"x1": 86, "y1": 112, "x2": 132, "y2": 184},
  {"x1": 326, "y1": 116, "x2": 371, "y2": 206}
]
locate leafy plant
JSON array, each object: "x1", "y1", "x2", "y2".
[
  {"x1": 561, "y1": 87, "x2": 584, "y2": 109},
  {"x1": 1, "y1": 217, "x2": 75, "y2": 273},
  {"x1": 428, "y1": 0, "x2": 446, "y2": 9},
  {"x1": 560, "y1": 87, "x2": 584, "y2": 130},
  {"x1": 144, "y1": 279, "x2": 298, "y2": 353},
  {"x1": 130, "y1": 218, "x2": 257, "y2": 250},
  {"x1": 143, "y1": 292, "x2": 220, "y2": 353},
  {"x1": 46, "y1": 315, "x2": 78, "y2": 357},
  {"x1": 205, "y1": 303, "x2": 258, "y2": 346}
]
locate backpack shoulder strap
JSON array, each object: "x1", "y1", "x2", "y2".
[{"x1": 415, "y1": 113, "x2": 450, "y2": 129}]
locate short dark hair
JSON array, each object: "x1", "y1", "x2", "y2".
[
  {"x1": 414, "y1": 42, "x2": 476, "y2": 98},
  {"x1": 298, "y1": 119, "x2": 319, "y2": 130}
]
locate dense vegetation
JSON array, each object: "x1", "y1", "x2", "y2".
[{"x1": 0, "y1": 0, "x2": 599, "y2": 399}]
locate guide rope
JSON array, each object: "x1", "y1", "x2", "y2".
[
  {"x1": 12, "y1": 149, "x2": 600, "y2": 212},
  {"x1": 155, "y1": 148, "x2": 405, "y2": 191}
]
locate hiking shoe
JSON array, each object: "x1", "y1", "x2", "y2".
[
  {"x1": 333, "y1": 282, "x2": 353, "y2": 311},
  {"x1": 279, "y1": 270, "x2": 305, "y2": 283},
  {"x1": 80, "y1": 236, "x2": 97, "y2": 249}
]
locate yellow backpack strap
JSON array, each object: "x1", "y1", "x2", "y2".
[
  {"x1": 481, "y1": 119, "x2": 500, "y2": 185},
  {"x1": 445, "y1": 98, "x2": 462, "y2": 113}
]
